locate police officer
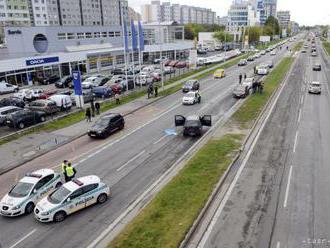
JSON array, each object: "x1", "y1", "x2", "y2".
[
  {"x1": 65, "y1": 163, "x2": 76, "y2": 182},
  {"x1": 61, "y1": 160, "x2": 68, "y2": 182}
]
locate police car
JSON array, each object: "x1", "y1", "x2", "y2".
[
  {"x1": 0, "y1": 169, "x2": 62, "y2": 217},
  {"x1": 34, "y1": 176, "x2": 110, "y2": 222}
]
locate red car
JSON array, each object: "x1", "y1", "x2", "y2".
[
  {"x1": 38, "y1": 90, "x2": 58, "y2": 99},
  {"x1": 164, "y1": 60, "x2": 172, "y2": 66},
  {"x1": 168, "y1": 60, "x2": 179, "y2": 67},
  {"x1": 175, "y1": 61, "x2": 187, "y2": 68},
  {"x1": 106, "y1": 83, "x2": 122, "y2": 94}
]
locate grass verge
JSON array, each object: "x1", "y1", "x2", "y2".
[
  {"x1": 293, "y1": 41, "x2": 303, "y2": 52},
  {"x1": 323, "y1": 42, "x2": 330, "y2": 56},
  {"x1": 108, "y1": 55, "x2": 295, "y2": 248}
]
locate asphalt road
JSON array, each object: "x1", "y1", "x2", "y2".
[
  {"x1": 0, "y1": 45, "x2": 289, "y2": 248},
  {"x1": 197, "y1": 38, "x2": 330, "y2": 248}
]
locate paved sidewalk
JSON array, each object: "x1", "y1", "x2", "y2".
[{"x1": 0, "y1": 54, "x2": 239, "y2": 175}]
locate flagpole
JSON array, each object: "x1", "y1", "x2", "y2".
[
  {"x1": 130, "y1": 20, "x2": 136, "y2": 90},
  {"x1": 137, "y1": 21, "x2": 142, "y2": 80},
  {"x1": 120, "y1": 4, "x2": 128, "y2": 91}
]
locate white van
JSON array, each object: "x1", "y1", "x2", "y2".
[
  {"x1": 48, "y1": 94, "x2": 72, "y2": 110},
  {"x1": 0, "y1": 82, "x2": 19, "y2": 94}
]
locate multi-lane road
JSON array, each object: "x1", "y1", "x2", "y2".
[
  {"x1": 0, "y1": 43, "x2": 291, "y2": 248},
  {"x1": 192, "y1": 38, "x2": 330, "y2": 248}
]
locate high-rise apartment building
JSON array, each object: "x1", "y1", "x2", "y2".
[
  {"x1": 263, "y1": 0, "x2": 277, "y2": 19},
  {"x1": 141, "y1": 1, "x2": 216, "y2": 25},
  {"x1": 277, "y1": 10, "x2": 290, "y2": 30}
]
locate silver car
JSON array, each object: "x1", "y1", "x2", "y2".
[
  {"x1": 0, "y1": 106, "x2": 22, "y2": 125},
  {"x1": 308, "y1": 81, "x2": 321, "y2": 94}
]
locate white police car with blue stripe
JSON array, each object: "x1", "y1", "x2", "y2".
[
  {"x1": 0, "y1": 169, "x2": 62, "y2": 217},
  {"x1": 34, "y1": 175, "x2": 110, "y2": 222}
]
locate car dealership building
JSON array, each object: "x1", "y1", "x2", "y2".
[{"x1": 0, "y1": 22, "x2": 193, "y2": 86}]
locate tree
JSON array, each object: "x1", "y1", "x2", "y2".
[
  {"x1": 184, "y1": 24, "x2": 226, "y2": 40},
  {"x1": 246, "y1": 26, "x2": 262, "y2": 43},
  {"x1": 264, "y1": 16, "x2": 280, "y2": 37},
  {"x1": 213, "y1": 31, "x2": 234, "y2": 42}
]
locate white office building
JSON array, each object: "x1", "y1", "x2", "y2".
[
  {"x1": 227, "y1": 1, "x2": 260, "y2": 41},
  {"x1": 277, "y1": 10, "x2": 291, "y2": 31}
]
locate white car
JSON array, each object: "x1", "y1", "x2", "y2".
[
  {"x1": 257, "y1": 65, "x2": 269, "y2": 75},
  {"x1": 0, "y1": 169, "x2": 62, "y2": 217},
  {"x1": 308, "y1": 81, "x2": 321, "y2": 94},
  {"x1": 182, "y1": 91, "x2": 201, "y2": 105},
  {"x1": 14, "y1": 88, "x2": 44, "y2": 101},
  {"x1": 0, "y1": 82, "x2": 19, "y2": 94},
  {"x1": 82, "y1": 76, "x2": 100, "y2": 89},
  {"x1": 242, "y1": 77, "x2": 255, "y2": 89},
  {"x1": 270, "y1": 50, "x2": 277, "y2": 56},
  {"x1": 34, "y1": 176, "x2": 110, "y2": 222}
]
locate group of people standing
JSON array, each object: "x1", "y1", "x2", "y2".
[
  {"x1": 239, "y1": 73, "x2": 247, "y2": 84},
  {"x1": 147, "y1": 84, "x2": 159, "y2": 99},
  {"x1": 252, "y1": 80, "x2": 264, "y2": 94},
  {"x1": 85, "y1": 100, "x2": 101, "y2": 122},
  {"x1": 61, "y1": 160, "x2": 77, "y2": 182}
]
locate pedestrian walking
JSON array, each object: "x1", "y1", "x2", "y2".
[
  {"x1": 90, "y1": 100, "x2": 95, "y2": 117},
  {"x1": 154, "y1": 85, "x2": 158, "y2": 97},
  {"x1": 239, "y1": 74, "x2": 242, "y2": 84},
  {"x1": 244, "y1": 73, "x2": 247, "y2": 79},
  {"x1": 252, "y1": 81, "x2": 257, "y2": 94},
  {"x1": 254, "y1": 66, "x2": 257, "y2": 74},
  {"x1": 65, "y1": 163, "x2": 76, "y2": 182},
  {"x1": 61, "y1": 160, "x2": 68, "y2": 182},
  {"x1": 115, "y1": 93, "x2": 121, "y2": 104},
  {"x1": 259, "y1": 82, "x2": 264, "y2": 94},
  {"x1": 95, "y1": 102, "x2": 100, "y2": 115},
  {"x1": 85, "y1": 107, "x2": 92, "y2": 122}
]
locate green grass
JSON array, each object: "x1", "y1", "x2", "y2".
[
  {"x1": 293, "y1": 41, "x2": 303, "y2": 52},
  {"x1": 232, "y1": 57, "x2": 294, "y2": 128},
  {"x1": 256, "y1": 39, "x2": 283, "y2": 50},
  {"x1": 323, "y1": 42, "x2": 330, "y2": 56},
  {"x1": 108, "y1": 55, "x2": 296, "y2": 248},
  {"x1": 109, "y1": 134, "x2": 242, "y2": 248}
]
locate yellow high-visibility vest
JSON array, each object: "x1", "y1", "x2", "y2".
[
  {"x1": 66, "y1": 166, "x2": 75, "y2": 177},
  {"x1": 61, "y1": 163, "x2": 67, "y2": 173}
]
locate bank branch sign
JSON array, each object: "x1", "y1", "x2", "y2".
[{"x1": 26, "y1": 56, "x2": 59, "y2": 66}]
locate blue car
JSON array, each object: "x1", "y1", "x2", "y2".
[{"x1": 93, "y1": 86, "x2": 112, "y2": 98}]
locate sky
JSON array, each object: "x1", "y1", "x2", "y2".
[{"x1": 128, "y1": 0, "x2": 330, "y2": 26}]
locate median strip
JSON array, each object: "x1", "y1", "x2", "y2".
[
  {"x1": 323, "y1": 42, "x2": 330, "y2": 56},
  {"x1": 108, "y1": 56, "x2": 295, "y2": 248}
]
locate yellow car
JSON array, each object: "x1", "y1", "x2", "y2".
[{"x1": 214, "y1": 69, "x2": 225, "y2": 79}]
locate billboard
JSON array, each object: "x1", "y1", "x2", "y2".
[
  {"x1": 72, "y1": 71, "x2": 82, "y2": 96},
  {"x1": 259, "y1": 36, "x2": 271, "y2": 42}
]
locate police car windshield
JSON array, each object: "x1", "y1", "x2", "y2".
[
  {"x1": 186, "y1": 92, "x2": 196, "y2": 97},
  {"x1": 9, "y1": 182, "x2": 34, "y2": 198},
  {"x1": 185, "y1": 120, "x2": 201, "y2": 127},
  {"x1": 48, "y1": 187, "x2": 71, "y2": 204}
]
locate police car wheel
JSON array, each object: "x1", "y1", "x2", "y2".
[
  {"x1": 97, "y1": 193, "x2": 108, "y2": 204},
  {"x1": 40, "y1": 116, "x2": 46, "y2": 122},
  {"x1": 54, "y1": 211, "x2": 66, "y2": 222},
  {"x1": 18, "y1": 122, "x2": 25, "y2": 129},
  {"x1": 25, "y1": 202, "x2": 35, "y2": 214}
]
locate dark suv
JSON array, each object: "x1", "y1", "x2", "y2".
[
  {"x1": 88, "y1": 113, "x2": 124, "y2": 138},
  {"x1": 6, "y1": 109, "x2": 46, "y2": 129},
  {"x1": 182, "y1": 80, "x2": 200, "y2": 93},
  {"x1": 0, "y1": 97, "x2": 25, "y2": 108},
  {"x1": 175, "y1": 115, "x2": 211, "y2": 136}
]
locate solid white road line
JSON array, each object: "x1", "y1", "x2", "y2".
[
  {"x1": 293, "y1": 131, "x2": 299, "y2": 153},
  {"x1": 116, "y1": 150, "x2": 146, "y2": 172},
  {"x1": 8, "y1": 229, "x2": 37, "y2": 248},
  {"x1": 283, "y1": 165, "x2": 293, "y2": 208},
  {"x1": 300, "y1": 95, "x2": 304, "y2": 105},
  {"x1": 276, "y1": 241, "x2": 281, "y2": 248},
  {"x1": 153, "y1": 135, "x2": 168, "y2": 145},
  {"x1": 297, "y1": 108, "x2": 302, "y2": 123}
]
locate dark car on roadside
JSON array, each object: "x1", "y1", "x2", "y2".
[
  {"x1": 182, "y1": 80, "x2": 200, "y2": 93},
  {"x1": 93, "y1": 86, "x2": 112, "y2": 98},
  {"x1": 88, "y1": 113, "x2": 125, "y2": 138},
  {"x1": 6, "y1": 109, "x2": 46, "y2": 129},
  {"x1": 313, "y1": 64, "x2": 321, "y2": 71},
  {"x1": 35, "y1": 74, "x2": 60, "y2": 85},
  {"x1": 27, "y1": 99, "x2": 59, "y2": 115},
  {"x1": 0, "y1": 97, "x2": 25, "y2": 108},
  {"x1": 55, "y1": 76, "x2": 73, "y2": 88},
  {"x1": 175, "y1": 115, "x2": 212, "y2": 137}
]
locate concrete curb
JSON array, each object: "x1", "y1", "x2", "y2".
[{"x1": 179, "y1": 52, "x2": 299, "y2": 248}]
